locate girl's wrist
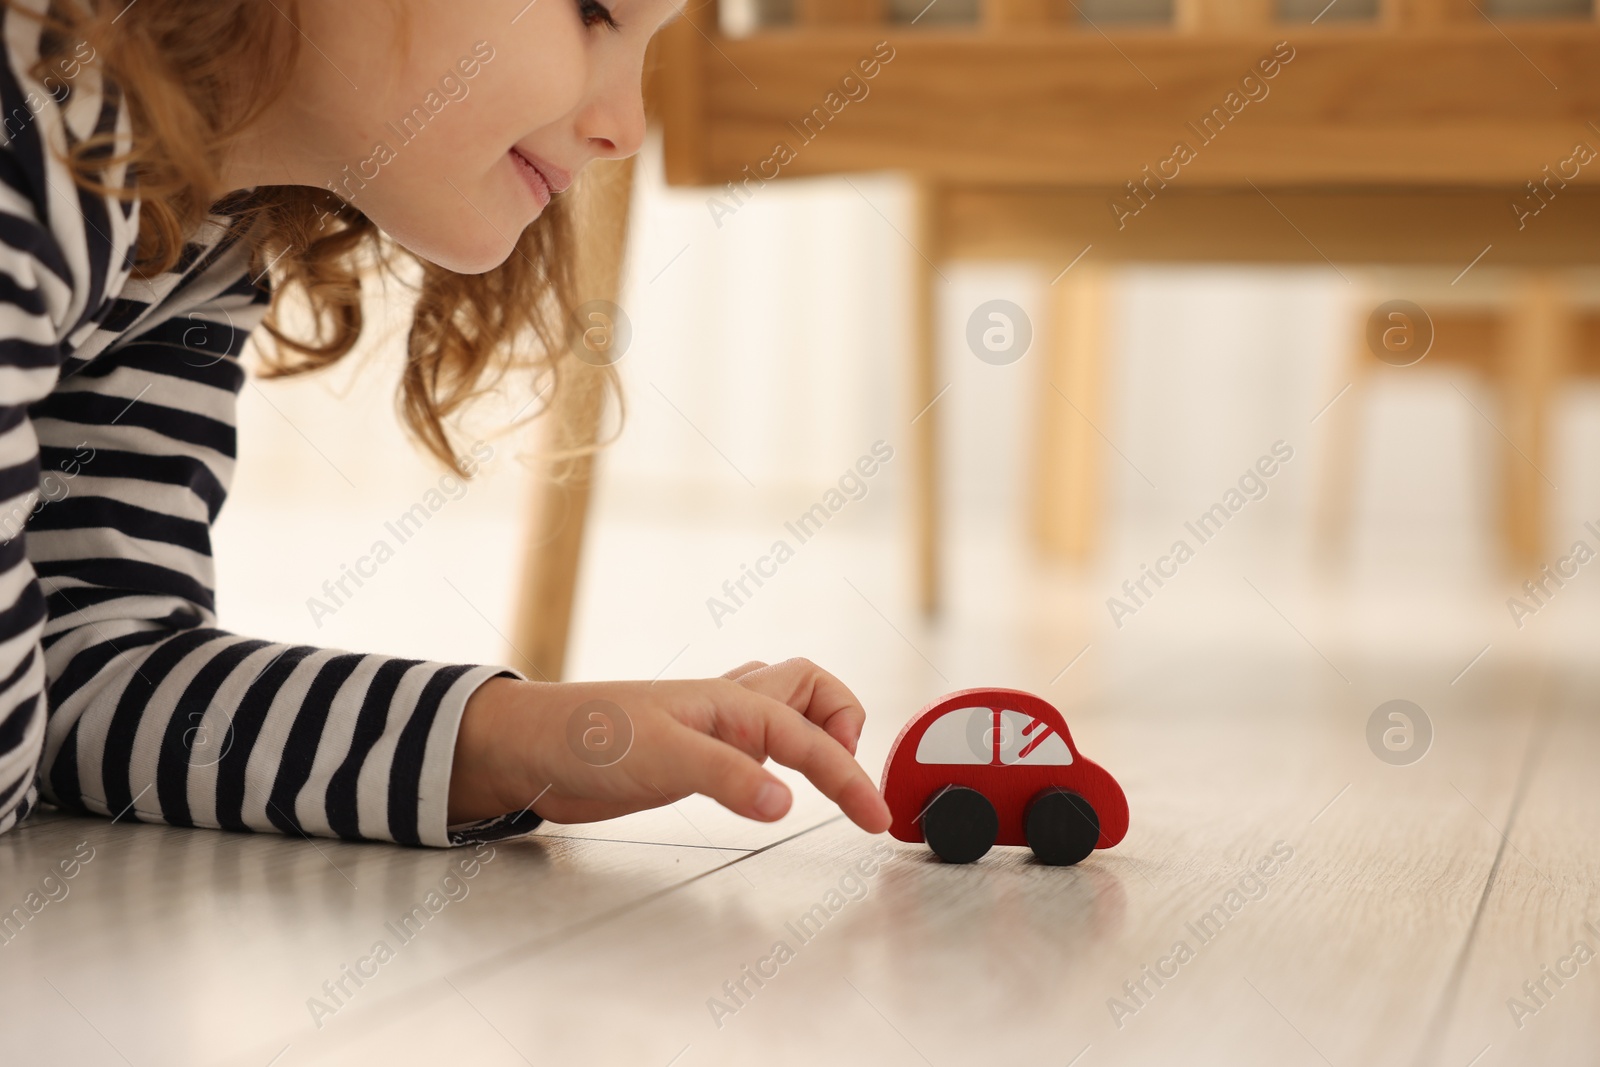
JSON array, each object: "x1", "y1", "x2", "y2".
[{"x1": 449, "y1": 674, "x2": 534, "y2": 823}]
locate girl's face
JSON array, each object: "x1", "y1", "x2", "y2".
[{"x1": 235, "y1": 0, "x2": 679, "y2": 274}]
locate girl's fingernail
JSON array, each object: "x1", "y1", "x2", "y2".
[{"x1": 754, "y1": 782, "x2": 788, "y2": 819}]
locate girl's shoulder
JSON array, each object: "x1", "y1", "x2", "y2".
[
  {"x1": 1, "y1": 0, "x2": 123, "y2": 157},
  {"x1": 0, "y1": 0, "x2": 143, "y2": 348},
  {"x1": 0, "y1": 1, "x2": 265, "y2": 362}
]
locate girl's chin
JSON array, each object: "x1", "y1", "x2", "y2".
[{"x1": 380, "y1": 217, "x2": 524, "y2": 276}]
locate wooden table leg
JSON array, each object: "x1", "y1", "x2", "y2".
[
  {"x1": 508, "y1": 156, "x2": 637, "y2": 683},
  {"x1": 1034, "y1": 263, "x2": 1107, "y2": 563},
  {"x1": 1313, "y1": 290, "x2": 1372, "y2": 568},
  {"x1": 910, "y1": 178, "x2": 942, "y2": 617},
  {"x1": 1500, "y1": 271, "x2": 1569, "y2": 572}
]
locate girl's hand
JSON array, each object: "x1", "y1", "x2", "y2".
[{"x1": 448, "y1": 658, "x2": 893, "y2": 834}]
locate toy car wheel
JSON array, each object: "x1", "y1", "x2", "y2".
[
  {"x1": 921, "y1": 785, "x2": 998, "y2": 864},
  {"x1": 1025, "y1": 788, "x2": 1100, "y2": 866}
]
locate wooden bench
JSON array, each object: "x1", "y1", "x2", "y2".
[{"x1": 655, "y1": 0, "x2": 1600, "y2": 609}]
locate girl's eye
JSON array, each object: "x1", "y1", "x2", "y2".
[{"x1": 577, "y1": 0, "x2": 620, "y2": 30}]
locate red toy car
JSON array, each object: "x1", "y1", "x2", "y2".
[{"x1": 880, "y1": 687, "x2": 1128, "y2": 865}]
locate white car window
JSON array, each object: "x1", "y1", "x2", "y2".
[
  {"x1": 997, "y1": 709, "x2": 1074, "y2": 766},
  {"x1": 915, "y1": 707, "x2": 996, "y2": 765}
]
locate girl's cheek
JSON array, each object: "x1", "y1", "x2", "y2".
[
  {"x1": 504, "y1": 10, "x2": 594, "y2": 103},
  {"x1": 483, "y1": 56, "x2": 591, "y2": 136}
]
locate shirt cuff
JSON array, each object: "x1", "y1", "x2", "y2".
[{"x1": 423, "y1": 663, "x2": 545, "y2": 848}]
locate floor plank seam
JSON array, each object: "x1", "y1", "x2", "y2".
[
  {"x1": 459, "y1": 813, "x2": 849, "y2": 981},
  {"x1": 535, "y1": 832, "x2": 752, "y2": 852},
  {"x1": 243, "y1": 815, "x2": 850, "y2": 1065},
  {"x1": 1410, "y1": 681, "x2": 1554, "y2": 1067}
]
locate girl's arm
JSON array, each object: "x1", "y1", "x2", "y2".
[{"x1": 0, "y1": 179, "x2": 66, "y2": 837}]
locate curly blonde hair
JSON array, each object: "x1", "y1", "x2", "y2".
[{"x1": 9, "y1": 0, "x2": 618, "y2": 476}]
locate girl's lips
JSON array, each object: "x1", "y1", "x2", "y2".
[
  {"x1": 510, "y1": 147, "x2": 572, "y2": 197},
  {"x1": 510, "y1": 148, "x2": 550, "y2": 209}
]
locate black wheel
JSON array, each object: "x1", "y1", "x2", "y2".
[
  {"x1": 1025, "y1": 788, "x2": 1099, "y2": 866},
  {"x1": 921, "y1": 786, "x2": 998, "y2": 864}
]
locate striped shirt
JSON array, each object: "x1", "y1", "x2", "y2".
[{"x1": 0, "y1": 0, "x2": 538, "y2": 847}]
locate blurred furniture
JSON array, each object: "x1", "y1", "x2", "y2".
[
  {"x1": 509, "y1": 0, "x2": 1600, "y2": 680},
  {"x1": 652, "y1": 0, "x2": 1600, "y2": 613},
  {"x1": 1319, "y1": 274, "x2": 1600, "y2": 568}
]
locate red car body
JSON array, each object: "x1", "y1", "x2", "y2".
[{"x1": 880, "y1": 687, "x2": 1129, "y2": 851}]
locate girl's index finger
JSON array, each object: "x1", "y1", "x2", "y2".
[{"x1": 740, "y1": 691, "x2": 891, "y2": 834}]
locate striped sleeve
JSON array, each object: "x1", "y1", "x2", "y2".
[
  {"x1": 25, "y1": 255, "x2": 542, "y2": 847},
  {"x1": 0, "y1": 164, "x2": 67, "y2": 836}
]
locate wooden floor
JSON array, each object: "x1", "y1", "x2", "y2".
[{"x1": 2, "y1": 640, "x2": 1596, "y2": 1066}]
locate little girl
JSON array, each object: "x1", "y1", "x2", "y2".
[{"x1": 0, "y1": 0, "x2": 891, "y2": 848}]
